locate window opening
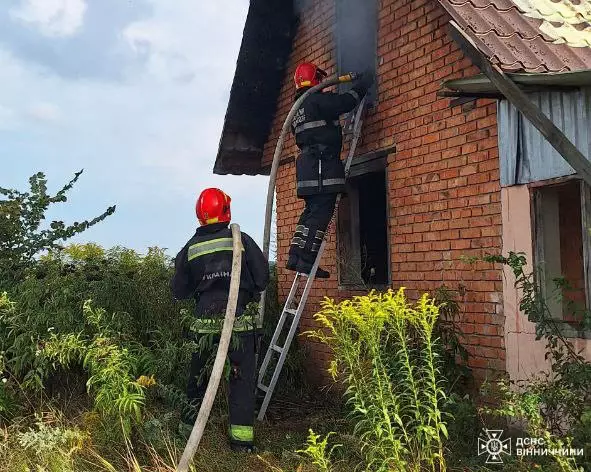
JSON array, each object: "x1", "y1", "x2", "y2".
[
  {"x1": 338, "y1": 169, "x2": 389, "y2": 287},
  {"x1": 533, "y1": 179, "x2": 591, "y2": 331}
]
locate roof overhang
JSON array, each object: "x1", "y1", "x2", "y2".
[
  {"x1": 441, "y1": 70, "x2": 591, "y2": 98},
  {"x1": 213, "y1": 0, "x2": 298, "y2": 176}
]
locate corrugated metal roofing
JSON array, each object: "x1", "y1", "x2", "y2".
[{"x1": 439, "y1": 0, "x2": 591, "y2": 72}]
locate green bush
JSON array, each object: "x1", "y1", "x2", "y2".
[
  {"x1": 1, "y1": 243, "x2": 196, "y2": 391},
  {"x1": 308, "y1": 288, "x2": 449, "y2": 472}
]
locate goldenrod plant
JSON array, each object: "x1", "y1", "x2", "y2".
[
  {"x1": 308, "y1": 288, "x2": 449, "y2": 472},
  {"x1": 296, "y1": 430, "x2": 341, "y2": 472}
]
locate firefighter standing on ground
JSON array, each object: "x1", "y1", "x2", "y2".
[
  {"x1": 171, "y1": 188, "x2": 269, "y2": 453},
  {"x1": 286, "y1": 62, "x2": 374, "y2": 278}
]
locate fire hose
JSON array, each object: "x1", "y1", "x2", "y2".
[
  {"x1": 177, "y1": 223, "x2": 243, "y2": 472},
  {"x1": 176, "y1": 74, "x2": 360, "y2": 470},
  {"x1": 255, "y1": 71, "x2": 358, "y2": 340}
]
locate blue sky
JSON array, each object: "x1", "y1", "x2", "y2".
[{"x1": 1, "y1": 0, "x2": 271, "y2": 257}]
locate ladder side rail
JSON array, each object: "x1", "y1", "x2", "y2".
[
  {"x1": 256, "y1": 270, "x2": 314, "y2": 420},
  {"x1": 256, "y1": 99, "x2": 367, "y2": 420},
  {"x1": 257, "y1": 274, "x2": 303, "y2": 386}
]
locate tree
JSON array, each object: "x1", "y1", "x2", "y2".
[{"x1": 0, "y1": 170, "x2": 115, "y2": 285}]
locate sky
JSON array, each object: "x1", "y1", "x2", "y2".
[{"x1": 0, "y1": 0, "x2": 271, "y2": 257}]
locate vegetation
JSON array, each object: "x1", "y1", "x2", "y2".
[
  {"x1": 481, "y1": 252, "x2": 591, "y2": 472},
  {"x1": 1, "y1": 171, "x2": 589, "y2": 472},
  {"x1": 0, "y1": 172, "x2": 345, "y2": 471},
  {"x1": 308, "y1": 289, "x2": 449, "y2": 471},
  {"x1": 0, "y1": 171, "x2": 115, "y2": 286}
]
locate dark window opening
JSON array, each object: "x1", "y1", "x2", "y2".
[
  {"x1": 533, "y1": 179, "x2": 590, "y2": 329},
  {"x1": 338, "y1": 169, "x2": 389, "y2": 287},
  {"x1": 335, "y1": 0, "x2": 378, "y2": 106}
]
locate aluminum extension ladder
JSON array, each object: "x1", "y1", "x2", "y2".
[{"x1": 256, "y1": 97, "x2": 367, "y2": 421}]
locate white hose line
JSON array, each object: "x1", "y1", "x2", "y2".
[{"x1": 177, "y1": 223, "x2": 243, "y2": 472}]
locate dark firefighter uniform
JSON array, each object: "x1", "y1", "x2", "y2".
[
  {"x1": 287, "y1": 74, "x2": 373, "y2": 277},
  {"x1": 171, "y1": 221, "x2": 269, "y2": 450}
]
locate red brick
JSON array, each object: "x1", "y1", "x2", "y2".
[
  {"x1": 267, "y1": 0, "x2": 503, "y2": 388},
  {"x1": 451, "y1": 239, "x2": 471, "y2": 250}
]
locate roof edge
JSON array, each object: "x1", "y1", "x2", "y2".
[
  {"x1": 442, "y1": 70, "x2": 591, "y2": 95},
  {"x1": 213, "y1": 1, "x2": 298, "y2": 176}
]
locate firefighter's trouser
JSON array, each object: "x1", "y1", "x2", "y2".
[
  {"x1": 289, "y1": 193, "x2": 338, "y2": 264},
  {"x1": 183, "y1": 330, "x2": 256, "y2": 447}
]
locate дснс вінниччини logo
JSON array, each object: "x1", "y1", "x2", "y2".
[{"x1": 478, "y1": 429, "x2": 511, "y2": 464}]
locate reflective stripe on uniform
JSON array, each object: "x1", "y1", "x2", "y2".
[
  {"x1": 291, "y1": 237, "x2": 306, "y2": 248},
  {"x1": 347, "y1": 89, "x2": 361, "y2": 103},
  {"x1": 194, "y1": 315, "x2": 255, "y2": 333},
  {"x1": 230, "y1": 424, "x2": 254, "y2": 443},
  {"x1": 295, "y1": 225, "x2": 309, "y2": 236},
  {"x1": 294, "y1": 119, "x2": 340, "y2": 134},
  {"x1": 187, "y1": 238, "x2": 243, "y2": 261},
  {"x1": 297, "y1": 178, "x2": 346, "y2": 189}
]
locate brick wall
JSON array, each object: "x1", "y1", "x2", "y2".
[{"x1": 263, "y1": 0, "x2": 506, "y2": 387}]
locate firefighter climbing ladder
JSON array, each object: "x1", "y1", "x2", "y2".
[{"x1": 256, "y1": 97, "x2": 367, "y2": 421}]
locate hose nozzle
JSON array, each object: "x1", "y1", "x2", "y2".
[{"x1": 338, "y1": 72, "x2": 359, "y2": 83}]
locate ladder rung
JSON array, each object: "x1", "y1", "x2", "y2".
[
  {"x1": 271, "y1": 344, "x2": 284, "y2": 354},
  {"x1": 284, "y1": 308, "x2": 298, "y2": 316},
  {"x1": 258, "y1": 383, "x2": 268, "y2": 393}
]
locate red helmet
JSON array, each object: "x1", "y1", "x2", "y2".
[
  {"x1": 196, "y1": 188, "x2": 231, "y2": 226},
  {"x1": 294, "y1": 62, "x2": 327, "y2": 90}
]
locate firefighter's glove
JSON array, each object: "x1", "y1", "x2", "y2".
[{"x1": 356, "y1": 68, "x2": 375, "y2": 89}]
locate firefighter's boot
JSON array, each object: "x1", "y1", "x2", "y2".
[{"x1": 286, "y1": 251, "x2": 330, "y2": 278}]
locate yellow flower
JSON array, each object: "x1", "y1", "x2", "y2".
[{"x1": 137, "y1": 375, "x2": 156, "y2": 388}]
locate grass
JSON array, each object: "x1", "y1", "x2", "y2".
[
  {"x1": 177, "y1": 395, "x2": 360, "y2": 472},
  {"x1": 0, "y1": 390, "x2": 360, "y2": 472}
]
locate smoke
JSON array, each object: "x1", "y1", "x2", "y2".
[
  {"x1": 334, "y1": 0, "x2": 378, "y2": 78},
  {"x1": 293, "y1": 0, "x2": 312, "y2": 16},
  {"x1": 293, "y1": 0, "x2": 377, "y2": 101}
]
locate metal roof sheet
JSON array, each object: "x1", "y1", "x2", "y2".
[{"x1": 439, "y1": 0, "x2": 591, "y2": 72}]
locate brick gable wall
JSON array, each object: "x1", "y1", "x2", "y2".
[{"x1": 263, "y1": 0, "x2": 505, "y2": 387}]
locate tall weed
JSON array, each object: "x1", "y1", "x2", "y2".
[
  {"x1": 308, "y1": 288, "x2": 449, "y2": 472},
  {"x1": 41, "y1": 301, "x2": 152, "y2": 429}
]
